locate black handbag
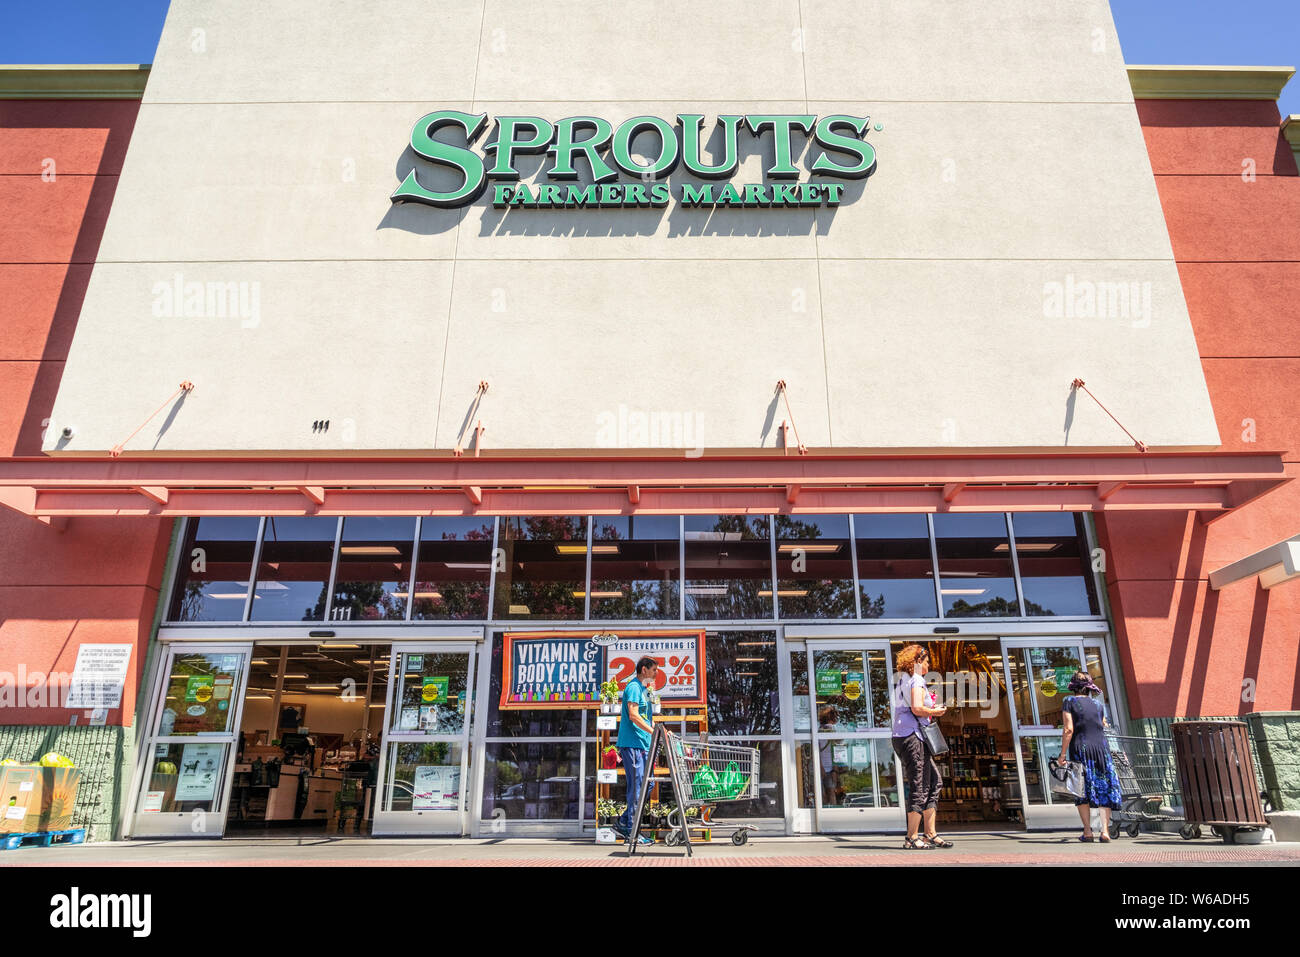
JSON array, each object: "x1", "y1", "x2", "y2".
[
  {"x1": 1048, "y1": 756, "x2": 1086, "y2": 799},
  {"x1": 920, "y1": 720, "x2": 949, "y2": 756}
]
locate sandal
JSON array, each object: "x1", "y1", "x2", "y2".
[
  {"x1": 903, "y1": 836, "x2": 935, "y2": 850},
  {"x1": 1078, "y1": 832, "x2": 1094, "y2": 842},
  {"x1": 924, "y1": 833, "x2": 954, "y2": 848}
]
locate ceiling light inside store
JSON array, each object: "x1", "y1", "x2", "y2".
[
  {"x1": 994, "y1": 543, "x2": 1058, "y2": 552},
  {"x1": 777, "y1": 543, "x2": 841, "y2": 553},
  {"x1": 340, "y1": 546, "x2": 401, "y2": 556},
  {"x1": 555, "y1": 544, "x2": 619, "y2": 555},
  {"x1": 940, "y1": 589, "x2": 987, "y2": 595}
]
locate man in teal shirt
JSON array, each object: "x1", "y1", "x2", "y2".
[{"x1": 615, "y1": 656, "x2": 659, "y2": 844}]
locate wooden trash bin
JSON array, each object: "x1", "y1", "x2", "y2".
[{"x1": 1171, "y1": 721, "x2": 1267, "y2": 844}]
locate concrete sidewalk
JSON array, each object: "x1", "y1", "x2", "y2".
[{"x1": 4, "y1": 831, "x2": 1298, "y2": 866}]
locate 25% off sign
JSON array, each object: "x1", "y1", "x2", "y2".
[{"x1": 604, "y1": 630, "x2": 706, "y2": 708}]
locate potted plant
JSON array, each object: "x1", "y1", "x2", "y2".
[
  {"x1": 599, "y1": 680, "x2": 621, "y2": 714},
  {"x1": 596, "y1": 799, "x2": 617, "y2": 826}
]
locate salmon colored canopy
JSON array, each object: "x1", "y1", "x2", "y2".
[{"x1": 0, "y1": 451, "x2": 1288, "y2": 520}]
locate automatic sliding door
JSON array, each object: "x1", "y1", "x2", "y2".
[
  {"x1": 805, "y1": 642, "x2": 904, "y2": 831},
  {"x1": 131, "y1": 644, "x2": 251, "y2": 838},
  {"x1": 373, "y1": 641, "x2": 477, "y2": 835},
  {"x1": 1001, "y1": 640, "x2": 1090, "y2": 829}
]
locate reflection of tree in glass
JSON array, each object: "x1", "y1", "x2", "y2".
[
  {"x1": 946, "y1": 596, "x2": 1051, "y2": 617},
  {"x1": 774, "y1": 516, "x2": 855, "y2": 618},
  {"x1": 304, "y1": 585, "x2": 328, "y2": 622},
  {"x1": 590, "y1": 519, "x2": 678, "y2": 619},
  {"x1": 413, "y1": 520, "x2": 494, "y2": 620},
  {"x1": 685, "y1": 515, "x2": 772, "y2": 619},
  {"x1": 705, "y1": 632, "x2": 780, "y2": 735},
  {"x1": 495, "y1": 516, "x2": 586, "y2": 619},
  {"x1": 333, "y1": 579, "x2": 405, "y2": 620},
  {"x1": 177, "y1": 581, "x2": 206, "y2": 621},
  {"x1": 859, "y1": 593, "x2": 888, "y2": 619}
]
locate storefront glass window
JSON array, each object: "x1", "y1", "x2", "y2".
[
  {"x1": 1019, "y1": 735, "x2": 1060, "y2": 805},
  {"x1": 589, "y1": 515, "x2": 680, "y2": 620},
  {"x1": 933, "y1": 513, "x2": 1020, "y2": 617},
  {"x1": 807, "y1": 739, "x2": 899, "y2": 810},
  {"x1": 1010, "y1": 513, "x2": 1099, "y2": 616},
  {"x1": 684, "y1": 514, "x2": 773, "y2": 620},
  {"x1": 494, "y1": 516, "x2": 588, "y2": 620},
  {"x1": 481, "y1": 742, "x2": 582, "y2": 820},
  {"x1": 484, "y1": 632, "x2": 583, "y2": 737},
  {"x1": 389, "y1": 651, "x2": 471, "y2": 735},
  {"x1": 412, "y1": 517, "x2": 495, "y2": 620},
  {"x1": 139, "y1": 742, "x2": 232, "y2": 815},
  {"x1": 249, "y1": 516, "x2": 339, "y2": 621},
  {"x1": 701, "y1": 741, "x2": 784, "y2": 819},
  {"x1": 854, "y1": 514, "x2": 939, "y2": 618},
  {"x1": 1007, "y1": 645, "x2": 1081, "y2": 728},
  {"x1": 168, "y1": 517, "x2": 261, "y2": 621},
  {"x1": 811, "y1": 648, "x2": 890, "y2": 732},
  {"x1": 790, "y1": 650, "x2": 810, "y2": 733},
  {"x1": 704, "y1": 630, "x2": 780, "y2": 735},
  {"x1": 773, "y1": 514, "x2": 855, "y2": 619},
  {"x1": 382, "y1": 742, "x2": 464, "y2": 812},
  {"x1": 157, "y1": 651, "x2": 246, "y2": 736},
  {"x1": 330, "y1": 516, "x2": 414, "y2": 621},
  {"x1": 1084, "y1": 645, "x2": 1113, "y2": 725}
]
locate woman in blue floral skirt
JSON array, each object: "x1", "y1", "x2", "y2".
[{"x1": 1058, "y1": 671, "x2": 1121, "y2": 842}]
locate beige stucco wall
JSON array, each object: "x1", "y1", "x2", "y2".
[{"x1": 45, "y1": 0, "x2": 1221, "y2": 454}]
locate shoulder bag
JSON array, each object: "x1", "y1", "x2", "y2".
[
  {"x1": 902, "y1": 675, "x2": 949, "y2": 756},
  {"x1": 920, "y1": 719, "x2": 949, "y2": 757}
]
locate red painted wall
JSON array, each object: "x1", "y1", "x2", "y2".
[
  {"x1": 0, "y1": 98, "x2": 172, "y2": 727},
  {"x1": 1099, "y1": 98, "x2": 1300, "y2": 718}
]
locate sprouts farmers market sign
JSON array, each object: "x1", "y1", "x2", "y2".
[{"x1": 391, "y1": 111, "x2": 878, "y2": 210}]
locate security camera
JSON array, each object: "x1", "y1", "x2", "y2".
[{"x1": 61, "y1": 426, "x2": 76, "y2": 439}]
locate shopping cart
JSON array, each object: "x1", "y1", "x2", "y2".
[
  {"x1": 627, "y1": 726, "x2": 760, "y2": 857},
  {"x1": 1106, "y1": 734, "x2": 1198, "y2": 840}
]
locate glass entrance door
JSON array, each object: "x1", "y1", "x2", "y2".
[
  {"x1": 804, "y1": 641, "x2": 903, "y2": 831},
  {"x1": 131, "y1": 644, "x2": 251, "y2": 838},
  {"x1": 1000, "y1": 638, "x2": 1115, "y2": 829},
  {"x1": 373, "y1": 642, "x2": 477, "y2": 835}
]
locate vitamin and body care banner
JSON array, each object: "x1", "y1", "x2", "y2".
[{"x1": 500, "y1": 630, "x2": 706, "y2": 710}]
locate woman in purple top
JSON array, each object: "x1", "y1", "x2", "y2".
[
  {"x1": 891, "y1": 644, "x2": 949, "y2": 849},
  {"x1": 1058, "y1": 671, "x2": 1122, "y2": 842}
]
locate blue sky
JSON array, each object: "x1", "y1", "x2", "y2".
[{"x1": 0, "y1": 0, "x2": 1296, "y2": 114}]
